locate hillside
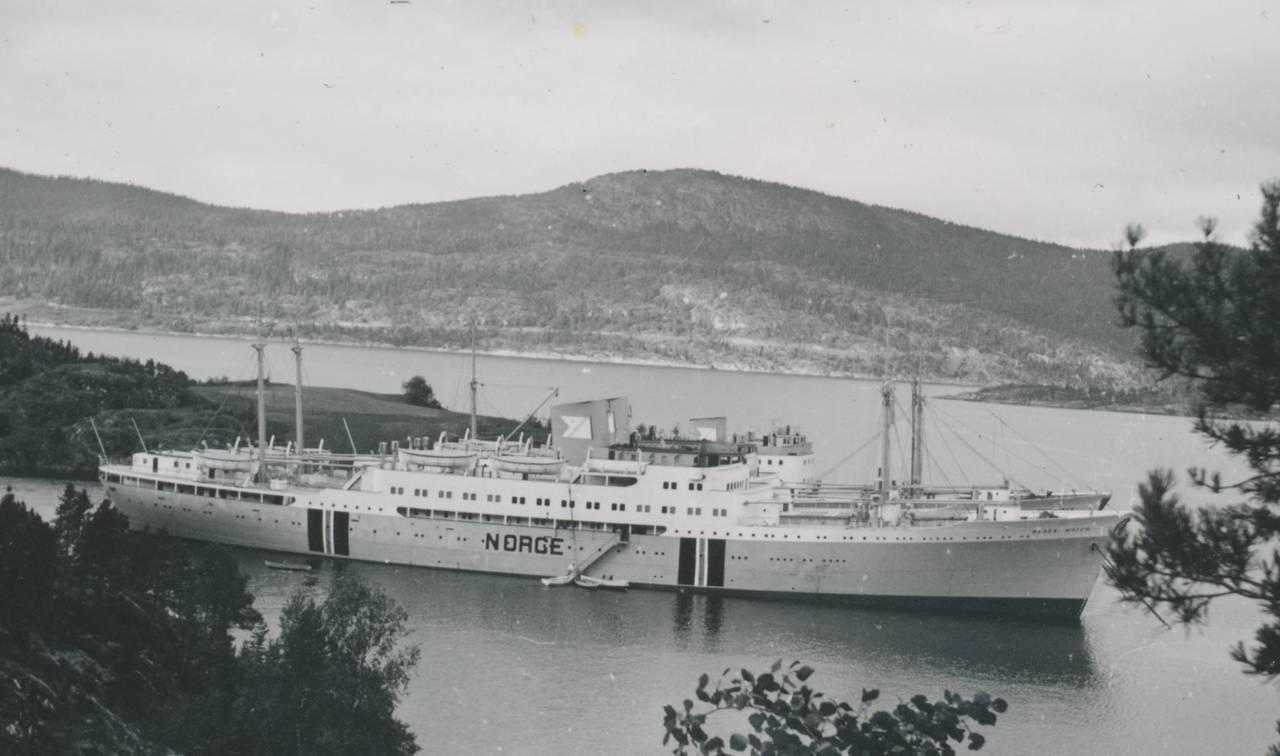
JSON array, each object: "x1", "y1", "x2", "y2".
[{"x1": 0, "y1": 166, "x2": 1155, "y2": 389}]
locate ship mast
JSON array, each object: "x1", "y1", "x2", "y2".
[
  {"x1": 253, "y1": 341, "x2": 267, "y2": 484},
  {"x1": 879, "y1": 382, "x2": 893, "y2": 502},
  {"x1": 909, "y1": 376, "x2": 924, "y2": 488},
  {"x1": 292, "y1": 340, "x2": 304, "y2": 455},
  {"x1": 469, "y1": 323, "x2": 479, "y2": 441}
]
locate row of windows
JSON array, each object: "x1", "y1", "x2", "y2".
[
  {"x1": 398, "y1": 482, "x2": 728, "y2": 505},
  {"x1": 111, "y1": 474, "x2": 287, "y2": 506},
  {"x1": 386, "y1": 484, "x2": 724, "y2": 520},
  {"x1": 660, "y1": 481, "x2": 706, "y2": 491}
]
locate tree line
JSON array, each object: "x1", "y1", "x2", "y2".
[{"x1": 0, "y1": 485, "x2": 420, "y2": 755}]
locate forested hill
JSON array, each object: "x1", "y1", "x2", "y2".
[{"x1": 0, "y1": 166, "x2": 1149, "y2": 389}]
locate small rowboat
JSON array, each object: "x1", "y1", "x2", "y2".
[
  {"x1": 493, "y1": 454, "x2": 565, "y2": 476},
  {"x1": 540, "y1": 565, "x2": 578, "y2": 586},
  {"x1": 574, "y1": 575, "x2": 629, "y2": 591},
  {"x1": 397, "y1": 446, "x2": 477, "y2": 471},
  {"x1": 265, "y1": 560, "x2": 313, "y2": 572}
]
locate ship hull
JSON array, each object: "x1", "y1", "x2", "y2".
[{"x1": 105, "y1": 475, "x2": 1115, "y2": 621}]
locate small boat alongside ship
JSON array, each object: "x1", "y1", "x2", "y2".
[
  {"x1": 540, "y1": 572, "x2": 577, "y2": 587},
  {"x1": 264, "y1": 559, "x2": 313, "y2": 572},
  {"x1": 574, "y1": 574, "x2": 629, "y2": 591},
  {"x1": 97, "y1": 343, "x2": 1120, "y2": 621}
]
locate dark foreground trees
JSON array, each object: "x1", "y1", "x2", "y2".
[
  {"x1": 0, "y1": 486, "x2": 420, "y2": 755},
  {"x1": 663, "y1": 661, "x2": 1004, "y2": 755},
  {"x1": 1108, "y1": 181, "x2": 1280, "y2": 745},
  {"x1": 233, "y1": 569, "x2": 421, "y2": 756}
]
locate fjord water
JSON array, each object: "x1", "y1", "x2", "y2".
[{"x1": 14, "y1": 325, "x2": 1277, "y2": 754}]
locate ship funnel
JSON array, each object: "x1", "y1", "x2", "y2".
[{"x1": 549, "y1": 397, "x2": 631, "y2": 466}]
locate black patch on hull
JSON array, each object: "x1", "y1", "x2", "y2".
[
  {"x1": 706, "y1": 539, "x2": 726, "y2": 587},
  {"x1": 333, "y1": 511, "x2": 349, "y2": 556},
  {"x1": 677, "y1": 537, "x2": 697, "y2": 586},
  {"x1": 307, "y1": 509, "x2": 323, "y2": 553}
]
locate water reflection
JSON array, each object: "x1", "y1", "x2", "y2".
[{"x1": 240, "y1": 552, "x2": 1098, "y2": 692}]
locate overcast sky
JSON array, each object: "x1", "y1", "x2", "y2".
[{"x1": 2, "y1": 0, "x2": 1277, "y2": 248}]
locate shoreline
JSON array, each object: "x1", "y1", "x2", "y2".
[
  {"x1": 26, "y1": 319, "x2": 1229, "y2": 420},
  {"x1": 24, "y1": 319, "x2": 981, "y2": 388}
]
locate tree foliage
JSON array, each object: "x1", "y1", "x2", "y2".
[
  {"x1": 662, "y1": 660, "x2": 1004, "y2": 756},
  {"x1": 1107, "y1": 181, "x2": 1280, "y2": 745},
  {"x1": 0, "y1": 486, "x2": 420, "y2": 755},
  {"x1": 0, "y1": 315, "x2": 260, "y2": 477},
  {"x1": 402, "y1": 375, "x2": 443, "y2": 409},
  {"x1": 232, "y1": 568, "x2": 421, "y2": 756}
]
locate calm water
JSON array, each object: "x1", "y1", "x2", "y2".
[{"x1": 8, "y1": 325, "x2": 1277, "y2": 754}]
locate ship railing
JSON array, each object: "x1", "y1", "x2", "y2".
[
  {"x1": 97, "y1": 455, "x2": 133, "y2": 467},
  {"x1": 788, "y1": 499, "x2": 864, "y2": 510}
]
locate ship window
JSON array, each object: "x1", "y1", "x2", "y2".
[
  {"x1": 686, "y1": 507, "x2": 693, "y2": 515},
  {"x1": 177, "y1": 484, "x2": 195, "y2": 495},
  {"x1": 619, "y1": 504, "x2": 626, "y2": 512},
  {"x1": 696, "y1": 483, "x2": 703, "y2": 491},
  {"x1": 696, "y1": 508, "x2": 702, "y2": 515},
  {"x1": 610, "y1": 503, "x2": 617, "y2": 511},
  {"x1": 561, "y1": 500, "x2": 567, "y2": 507},
  {"x1": 242, "y1": 493, "x2": 261, "y2": 503},
  {"x1": 264, "y1": 495, "x2": 284, "y2": 506}
]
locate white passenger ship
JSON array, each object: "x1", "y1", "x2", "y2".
[{"x1": 98, "y1": 345, "x2": 1121, "y2": 620}]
